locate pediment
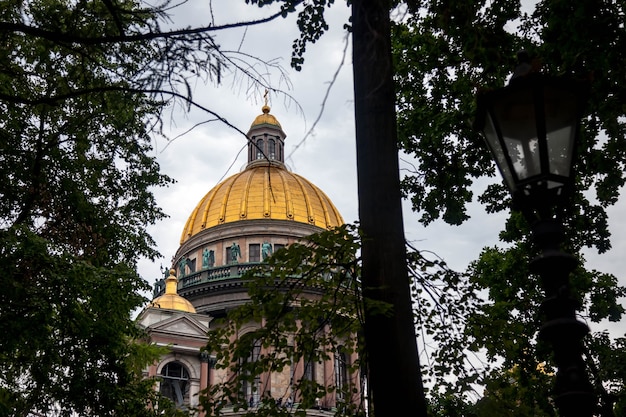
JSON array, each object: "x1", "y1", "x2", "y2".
[{"x1": 143, "y1": 311, "x2": 210, "y2": 338}]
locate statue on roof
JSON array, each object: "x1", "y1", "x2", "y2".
[
  {"x1": 202, "y1": 248, "x2": 215, "y2": 268},
  {"x1": 230, "y1": 242, "x2": 241, "y2": 264},
  {"x1": 153, "y1": 278, "x2": 165, "y2": 298},
  {"x1": 179, "y1": 258, "x2": 187, "y2": 277},
  {"x1": 262, "y1": 241, "x2": 273, "y2": 260}
]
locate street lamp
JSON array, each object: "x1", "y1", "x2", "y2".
[{"x1": 475, "y1": 53, "x2": 596, "y2": 416}]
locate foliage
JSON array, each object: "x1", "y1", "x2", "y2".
[
  {"x1": 393, "y1": 0, "x2": 626, "y2": 232},
  {"x1": 392, "y1": 1, "x2": 626, "y2": 260},
  {"x1": 0, "y1": 229, "x2": 178, "y2": 416},
  {"x1": 0, "y1": 0, "x2": 217, "y2": 414},
  {"x1": 392, "y1": 0, "x2": 626, "y2": 413},
  {"x1": 0, "y1": 0, "x2": 314, "y2": 412},
  {"x1": 201, "y1": 224, "x2": 366, "y2": 417},
  {"x1": 472, "y1": 364, "x2": 556, "y2": 417},
  {"x1": 0, "y1": 0, "x2": 344, "y2": 413},
  {"x1": 585, "y1": 332, "x2": 626, "y2": 415},
  {"x1": 198, "y1": 222, "x2": 483, "y2": 416},
  {"x1": 407, "y1": 244, "x2": 485, "y2": 398},
  {"x1": 393, "y1": 0, "x2": 517, "y2": 226},
  {"x1": 427, "y1": 393, "x2": 478, "y2": 417}
]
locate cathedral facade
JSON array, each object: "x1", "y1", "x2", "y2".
[{"x1": 137, "y1": 105, "x2": 361, "y2": 415}]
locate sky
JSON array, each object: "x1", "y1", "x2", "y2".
[{"x1": 137, "y1": 1, "x2": 626, "y2": 338}]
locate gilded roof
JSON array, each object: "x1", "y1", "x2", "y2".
[
  {"x1": 180, "y1": 165, "x2": 344, "y2": 244},
  {"x1": 251, "y1": 105, "x2": 281, "y2": 128},
  {"x1": 151, "y1": 269, "x2": 196, "y2": 313}
]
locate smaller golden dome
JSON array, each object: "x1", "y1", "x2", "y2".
[
  {"x1": 151, "y1": 269, "x2": 196, "y2": 313},
  {"x1": 251, "y1": 105, "x2": 281, "y2": 128}
]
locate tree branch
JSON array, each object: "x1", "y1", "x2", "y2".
[{"x1": 0, "y1": 6, "x2": 297, "y2": 45}]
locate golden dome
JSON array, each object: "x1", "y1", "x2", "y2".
[
  {"x1": 151, "y1": 269, "x2": 196, "y2": 313},
  {"x1": 180, "y1": 165, "x2": 344, "y2": 244},
  {"x1": 251, "y1": 105, "x2": 281, "y2": 128}
]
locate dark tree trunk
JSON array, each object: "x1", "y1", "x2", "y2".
[{"x1": 351, "y1": 0, "x2": 428, "y2": 415}]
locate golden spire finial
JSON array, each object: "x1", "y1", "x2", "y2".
[
  {"x1": 164, "y1": 269, "x2": 178, "y2": 295},
  {"x1": 149, "y1": 267, "x2": 196, "y2": 313}
]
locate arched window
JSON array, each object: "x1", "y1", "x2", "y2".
[
  {"x1": 249, "y1": 136, "x2": 256, "y2": 161},
  {"x1": 256, "y1": 138, "x2": 264, "y2": 159},
  {"x1": 268, "y1": 138, "x2": 276, "y2": 160},
  {"x1": 160, "y1": 361, "x2": 190, "y2": 408}
]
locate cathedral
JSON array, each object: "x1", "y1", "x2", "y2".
[{"x1": 137, "y1": 104, "x2": 362, "y2": 415}]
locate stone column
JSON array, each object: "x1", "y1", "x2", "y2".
[{"x1": 199, "y1": 352, "x2": 216, "y2": 417}]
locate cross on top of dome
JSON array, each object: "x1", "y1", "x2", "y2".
[{"x1": 250, "y1": 90, "x2": 282, "y2": 128}]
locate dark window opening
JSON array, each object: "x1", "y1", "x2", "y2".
[
  {"x1": 226, "y1": 244, "x2": 241, "y2": 264},
  {"x1": 335, "y1": 349, "x2": 348, "y2": 401},
  {"x1": 242, "y1": 341, "x2": 261, "y2": 406},
  {"x1": 160, "y1": 362, "x2": 190, "y2": 408},
  {"x1": 249, "y1": 244, "x2": 260, "y2": 262},
  {"x1": 256, "y1": 138, "x2": 264, "y2": 159},
  {"x1": 249, "y1": 136, "x2": 256, "y2": 160},
  {"x1": 303, "y1": 359, "x2": 315, "y2": 381},
  {"x1": 269, "y1": 139, "x2": 276, "y2": 160}
]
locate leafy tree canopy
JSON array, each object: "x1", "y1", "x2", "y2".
[
  {"x1": 391, "y1": 0, "x2": 626, "y2": 246},
  {"x1": 0, "y1": 0, "x2": 345, "y2": 413},
  {"x1": 391, "y1": 0, "x2": 626, "y2": 414},
  {"x1": 0, "y1": 0, "x2": 238, "y2": 414},
  {"x1": 0, "y1": 0, "x2": 175, "y2": 414}
]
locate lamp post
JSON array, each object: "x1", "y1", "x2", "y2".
[{"x1": 475, "y1": 53, "x2": 596, "y2": 416}]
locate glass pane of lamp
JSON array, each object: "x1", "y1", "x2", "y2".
[
  {"x1": 483, "y1": 112, "x2": 516, "y2": 192},
  {"x1": 492, "y1": 88, "x2": 541, "y2": 182},
  {"x1": 544, "y1": 85, "x2": 577, "y2": 179}
]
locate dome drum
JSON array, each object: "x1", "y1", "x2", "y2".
[
  {"x1": 175, "y1": 219, "x2": 326, "y2": 260},
  {"x1": 173, "y1": 230, "x2": 296, "y2": 289}
]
